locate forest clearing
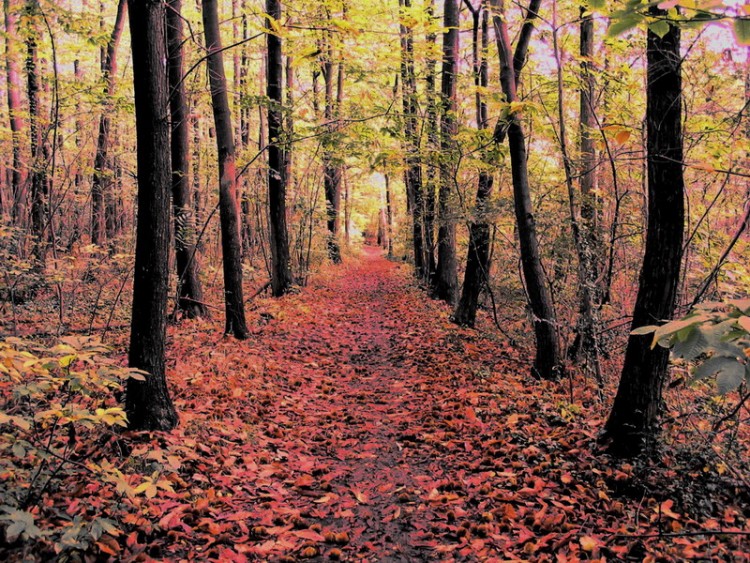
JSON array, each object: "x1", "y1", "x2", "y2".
[{"x1": 1, "y1": 0, "x2": 750, "y2": 560}]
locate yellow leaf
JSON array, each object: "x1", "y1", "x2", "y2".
[{"x1": 580, "y1": 535, "x2": 598, "y2": 551}]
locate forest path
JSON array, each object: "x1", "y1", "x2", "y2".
[{"x1": 161, "y1": 247, "x2": 596, "y2": 561}]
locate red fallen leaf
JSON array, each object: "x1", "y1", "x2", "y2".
[
  {"x1": 292, "y1": 529, "x2": 326, "y2": 542},
  {"x1": 351, "y1": 487, "x2": 369, "y2": 504},
  {"x1": 659, "y1": 499, "x2": 681, "y2": 520},
  {"x1": 294, "y1": 474, "x2": 315, "y2": 488},
  {"x1": 382, "y1": 506, "x2": 401, "y2": 522},
  {"x1": 223, "y1": 510, "x2": 255, "y2": 522}
]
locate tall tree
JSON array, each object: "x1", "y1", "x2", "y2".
[
  {"x1": 24, "y1": 0, "x2": 46, "y2": 266},
  {"x1": 320, "y1": 4, "x2": 346, "y2": 264},
  {"x1": 454, "y1": 1, "x2": 493, "y2": 326},
  {"x1": 4, "y1": 0, "x2": 26, "y2": 228},
  {"x1": 398, "y1": 0, "x2": 426, "y2": 279},
  {"x1": 125, "y1": 0, "x2": 178, "y2": 431},
  {"x1": 491, "y1": 0, "x2": 562, "y2": 379},
  {"x1": 167, "y1": 0, "x2": 207, "y2": 319},
  {"x1": 91, "y1": 0, "x2": 127, "y2": 246},
  {"x1": 601, "y1": 10, "x2": 685, "y2": 457},
  {"x1": 266, "y1": 0, "x2": 293, "y2": 295},
  {"x1": 203, "y1": 0, "x2": 250, "y2": 337},
  {"x1": 423, "y1": 0, "x2": 438, "y2": 282},
  {"x1": 434, "y1": 0, "x2": 459, "y2": 304}
]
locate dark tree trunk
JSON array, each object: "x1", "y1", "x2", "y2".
[
  {"x1": 423, "y1": 0, "x2": 437, "y2": 282},
  {"x1": 167, "y1": 0, "x2": 207, "y2": 319},
  {"x1": 385, "y1": 173, "x2": 394, "y2": 257},
  {"x1": 320, "y1": 7, "x2": 344, "y2": 264},
  {"x1": 203, "y1": 0, "x2": 249, "y2": 338},
  {"x1": 492, "y1": 0, "x2": 561, "y2": 379},
  {"x1": 266, "y1": 0, "x2": 293, "y2": 296},
  {"x1": 454, "y1": 3, "x2": 493, "y2": 327},
  {"x1": 4, "y1": 0, "x2": 27, "y2": 228},
  {"x1": 434, "y1": 0, "x2": 459, "y2": 305},
  {"x1": 398, "y1": 0, "x2": 425, "y2": 278},
  {"x1": 91, "y1": 0, "x2": 127, "y2": 246},
  {"x1": 25, "y1": 0, "x2": 46, "y2": 267},
  {"x1": 125, "y1": 0, "x2": 178, "y2": 432},
  {"x1": 602, "y1": 13, "x2": 684, "y2": 457}
]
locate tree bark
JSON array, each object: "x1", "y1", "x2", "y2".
[
  {"x1": 4, "y1": 0, "x2": 27, "y2": 229},
  {"x1": 423, "y1": 0, "x2": 438, "y2": 282},
  {"x1": 399, "y1": 0, "x2": 425, "y2": 278},
  {"x1": 266, "y1": 0, "x2": 293, "y2": 295},
  {"x1": 167, "y1": 0, "x2": 207, "y2": 319},
  {"x1": 602, "y1": 12, "x2": 684, "y2": 457},
  {"x1": 25, "y1": 0, "x2": 46, "y2": 267},
  {"x1": 203, "y1": 0, "x2": 249, "y2": 337},
  {"x1": 91, "y1": 0, "x2": 127, "y2": 246},
  {"x1": 491, "y1": 0, "x2": 561, "y2": 379},
  {"x1": 434, "y1": 0, "x2": 459, "y2": 305},
  {"x1": 125, "y1": 0, "x2": 178, "y2": 432},
  {"x1": 454, "y1": 2, "x2": 493, "y2": 327}
]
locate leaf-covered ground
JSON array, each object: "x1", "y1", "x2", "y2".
[{"x1": 6, "y1": 248, "x2": 750, "y2": 561}]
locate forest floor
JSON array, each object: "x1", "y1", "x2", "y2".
[{"x1": 3, "y1": 247, "x2": 750, "y2": 561}]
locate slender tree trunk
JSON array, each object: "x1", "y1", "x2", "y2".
[
  {"x1": 167, "y1": 0, "x2": 207, "y2": 319},
  {"x1": 491, "y1": 0, "x2": 561, "y2": 379},
  {"x1": 602, "y1": 12, "x2": 684, "y2": 457},
  {"x1": 266, "y1": 0, "x2": 293, "y2": 295},
  {"x1": 321, "y1": 9, "x2": 344, "y2": 264},
  {"x1": 25, "y1": 0, "x2": 46, "y2": 267},
  {"x1": 125, "y1": 0, "x2": 178, "y2": 432},
  {"x1": 203, "y1": 0, "x2": 249, "y2": 338},
  {"x1": 550, "y1": 0, "x2": 601, "y2": 383},
  {"x1": 385, "y1": 172, "x2": 394, "y2": 257},
  {"x1": 423, "y1": 0, "x2": 438, "y2": 280},
  {"x1": 434, "y1": 0, "x2": 459, "y2": 305},
  {"x1": 4, "y1": 0, "x2": 27, "y2": 229},
  {"x1": 91, "y1": 0, "x2": 127, "y2": 246},
  {"x1": 399, "y1": 0, "x2": 425, "y2": 277},
  {"x1": 454, "y1": 3, "x2": 494, "y2": 327}
]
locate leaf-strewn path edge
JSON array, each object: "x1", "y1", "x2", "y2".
[{"x1": 128, "y1": 248, "x2": 747, "y2": 561}]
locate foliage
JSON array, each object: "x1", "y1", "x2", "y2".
[
  {"x1": 0, "y1": 336, "x2": 147, "y2": 555},
  {"x1": 633, "y1": 299, "x2": 750, "y2": 394}
]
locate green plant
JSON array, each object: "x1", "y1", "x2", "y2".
[
  {"x1": 632, "y1": 299, "x2": 750, "y2": 394},
  {"x1": 0, "y1": 336, "x2": 145, "y2": 554}
]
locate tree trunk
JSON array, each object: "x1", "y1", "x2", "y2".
[
  {"x1": 491, "y1": 0, "x2": 561, "y2": 379},
  {"x1": 454, "y1": 3, "x2": 493, "y2": 327},
  {"x1": 602, "y1": 12, "x2": 684, "y2": 457},
  {"x1": 423, "y1": 0, "x2": 437, "y2": 282},
  {"x1": 125, "y1": 0, "x2": 178, "y2": 432},
  {"x1": 434, "y1": 0, "x2": 459, "y2": 305},
  {"x1": 385, "y1": 173, "x2": 394, "y2": 257},
  {"x1": 91, "y1": 0, "x2": 127, "y2": 247},
  {"x1": 266, "y1": 0, "x2": 293, "y2": 295},
  {"x1": 398, "y1": 0, "x2": 425, "y2": 278},
  {"x1": 203, "y1": 0, "x2": 249, "y2": 338},
  {"x1": 4, "y1": 0, "x2": 27, "y2": 229},
  {"x1": 167, "y1": 0, "x2": 207, "y2": 319},
  {"x1": 550, "y1": 0, "x2": 601, "y2": 383},
  {"x1": 25, "y1": 0, "x2": 46, "y2": 267}
]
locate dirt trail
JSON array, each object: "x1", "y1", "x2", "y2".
[{"x1": 158, "y1": 248, "x2": 607, "y2": 561}]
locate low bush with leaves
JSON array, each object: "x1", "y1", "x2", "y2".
[
  {"x1": 633, "y1": 298, "x2": 750, "y2": 394},
  {"x1": 0, "y1": 336, "x2": 147, "y2": 557}
]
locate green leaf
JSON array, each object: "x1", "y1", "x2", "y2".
[
  {"x1": 608, "y1": 13, "x2": 642, "y2": 37},
  {"x1": 672, "y1": 328, "x2": 709, "y2": 362},
  {"x1": 692, "y1": 356, "x2": 742, "y2": 383},
  {"x1": 716, "y1": 361, "x2": 745, "y2": 394},
  {"x1": 631, "y1": 324, "x2": 658, "y2": 336},
  {"x1": 648, "y1": 19, "x2": 671, "y2": 38},
  {"x1": 734, "y1": 18, "x2": 750, "y2": 46}
]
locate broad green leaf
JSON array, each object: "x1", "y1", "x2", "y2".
[
  {"x1": 692, "y1": 356, "x2": 742, "y2": 383},
  {"x1": 630, "y1": 324, "x2": 658, "y2": 336},
  {"x1": 672, "y1": 328, "x2": 709, "y2": 361},
  {"x1": 734, "y1": 18, "x2": 750, "y2": 46},
  {"x1": 648, "y1": 19, "x2": 671, "y2": 38},
  {"x1": 716, "y1": 361, "x2": 745, "y2": 394}
]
